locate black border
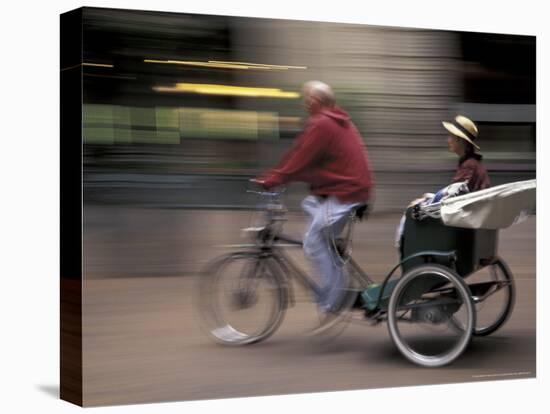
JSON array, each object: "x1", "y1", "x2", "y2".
[{"x1": 60, "y1": 7, "x2": 83, "y2": 407}]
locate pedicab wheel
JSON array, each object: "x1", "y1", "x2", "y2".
[
  {"x1": 198, "y1": 253, "x2": 287, "y2": 346},
  {"x1": 387, "y1": 264, "x2": 476, "y2": 367},
  {"x1": 459, "y1": 257, "x2": 515, "y2": 337}
]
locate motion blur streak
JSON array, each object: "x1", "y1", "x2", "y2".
[
  {"x1": 209, "y1": 60, "x2": 308, "y2": 70},
  {"x1": 153, "y1": 83, "x2": 300, "y2": 98},
  {"x1": 144, "y1": 59, "x2": 263, "y2": 70},
  {"x1": 82, "y1": 62, "x2": 114, "y2": 68},
  {"x1": 144, "y1": 59, "x2": 307, "y2": 70}
]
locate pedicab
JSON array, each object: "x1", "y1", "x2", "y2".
[{"x1": 197, "y1": 180, "x2": 535, "y2": 367}]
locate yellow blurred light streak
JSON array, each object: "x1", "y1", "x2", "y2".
[
  {"x1": 209, "y1": 60, "x2": 307, "y2": 70},
  {"x1": 153, "y1": 83, "x2": 300, "y2": 98},
  {"x1": 144, "y1": 59, "x2": 306, "y2": 71},
  {"x1": 144, "y1": 59, "x2": 261, "y2": 70},
  {"x1": 82, "y1": 62, "x2": 114, "y2": 68}
]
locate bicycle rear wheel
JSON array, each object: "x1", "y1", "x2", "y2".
[{"x1": 198, "y1": 253, "x2": 287, "y2": 345}]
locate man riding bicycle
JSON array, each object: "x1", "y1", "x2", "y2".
[{"x1": 254, "y1": 81, "x2": 375, "y2": 332}]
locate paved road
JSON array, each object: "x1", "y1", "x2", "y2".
[{"x1": 82, "y1": 208, "x2": 536, "y2": 407}]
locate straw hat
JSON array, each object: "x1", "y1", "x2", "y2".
[{"x1": 442, "y1": 115, "x2": 480, "y2": 150}]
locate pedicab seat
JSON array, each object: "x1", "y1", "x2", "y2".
[{"x1": 401, "y1": 207, "x2": 498, "y2": 277}]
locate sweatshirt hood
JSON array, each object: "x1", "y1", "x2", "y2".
[{"x1": 319, "y1": 106, "x2": 350, "y2": 125}]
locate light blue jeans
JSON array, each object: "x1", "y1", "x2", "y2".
[{"x1": 302, "y1": 195, "x2": 362, "y2": 313}]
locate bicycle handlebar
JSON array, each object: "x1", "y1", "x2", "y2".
[
  {"x1": 247, "y1": 178, "x2": 286, "y2": 199},
  {"x1": 246, "y1": 189, "x2": 285, "y2": 198}
]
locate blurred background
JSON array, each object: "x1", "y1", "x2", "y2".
[
  {"x1": 80, "y1": 7, "x2": 535, "y2": 278},
  {"x1": 76, "y1": 8, "x2": 536, "y2": 406},
  {"x1": 81, "y1": 8, "x2": 535, "y2": 211}
]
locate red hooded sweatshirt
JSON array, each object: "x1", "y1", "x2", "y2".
[{"x1": 260, "y1": 107, "x2": 374, "y2": 203}]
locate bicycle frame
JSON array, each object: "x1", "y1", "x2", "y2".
[
  {"x1": 230, "y1": 228, "x2": 376, "y2": 312},
  {"x1": 241, "y1": 188, "x2": 466, "y2": 315}
]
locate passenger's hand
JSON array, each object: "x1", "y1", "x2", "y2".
[{"x1": 408, "y1": 196, "x2": 428, "y2": 207}]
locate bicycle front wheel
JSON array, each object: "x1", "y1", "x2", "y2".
[{"x1": 198, "y1": 253, "x2": 287, "y2": 345}]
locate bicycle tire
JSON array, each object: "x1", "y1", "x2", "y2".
[{"x1": 197, "y1": 252, "x2": 287, "y2": 346}]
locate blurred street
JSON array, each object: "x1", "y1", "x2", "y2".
[{"x1": 82, "y1": 207, "x2": 535, "y2": 406}]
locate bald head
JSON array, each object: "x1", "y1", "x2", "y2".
[{"x1": 302, "y1": 81, "x2": 335, "y2": 113}]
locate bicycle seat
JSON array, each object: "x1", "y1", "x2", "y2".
[{"x1": 353, "y1": 204, "x2": 370, "y2": 221}]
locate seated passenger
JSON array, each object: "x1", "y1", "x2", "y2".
[
  {"x1": 395, "y1": 115, "x2": 491, "y2": 249},
  {"x1": 444, "y1": 115, "x2": 490, "y2": 192}
]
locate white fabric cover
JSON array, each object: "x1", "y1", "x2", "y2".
[{"x1": 440, "y1": 179, "x2": 536, "y2": 229}]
